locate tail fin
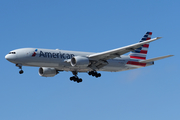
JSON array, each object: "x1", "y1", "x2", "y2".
[{"x1": 129, "y1": 32, "x2": 152, "y2": 60}]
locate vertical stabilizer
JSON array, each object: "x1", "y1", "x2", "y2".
[{"x1": 129, "y1": 32, "x2": 152, "y2": 60}]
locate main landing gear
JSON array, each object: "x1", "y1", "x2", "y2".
[
  {"x1": 70, "y1": 71, "x2": 83, "y2": 83},
  {"x1": 70, "y1": 76, "x2": 82, "y2": 83},
  {"x1": 70, "y1": 71, "x2": 101, "y2": 83},
  {"x1": 16, "y1": 64, "x2": 24, "y2": 74},
  {"x1": 88, "y1": 71, "x2": 101, "y2": 78}
]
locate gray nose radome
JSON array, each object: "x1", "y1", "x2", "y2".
[
  {"x1": 5, "y1": 54, "x2": 16, "y2": 62},
  {"x1": 5, "y1": 54, "x2": 9, "y2": 60}
]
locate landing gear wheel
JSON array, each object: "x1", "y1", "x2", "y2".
[
  {"x1": 88, "y1": 72, "x2": 92, "y2": 75},
  {"x1": 88, "y1": 71, "x2": 101, "y2": 78},
  {"x1": 16, "y1": 64, "x2": 24, "y2": 74},
  {"x1": 92, "y1": 73, "x2": 95, "y2": 77},
  {"x1": 70, "y1": 71, "x2": 83, "y2": 83},
  {"x1": 19, "y1": 70, "x2": 24, "y2": 74},
  {"x1": 97, "y1": 73, "x2": 101, "y2": 77},
  {"x1": 79, "y1": 78, "x2": 82, "y2": 83},
  {"x1": 77, "y1": 78, "x2": 82, "y2": 83},
  {"x1": 70, "y1": 77, "x2": 73, "y2": 81},
  {"x1": 70, "y1": 76, "x2": 83, "y2": 83}
]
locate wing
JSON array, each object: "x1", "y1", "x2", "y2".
[{"x1": 88, "y1": 37, "x2": 162, "y2": 60}]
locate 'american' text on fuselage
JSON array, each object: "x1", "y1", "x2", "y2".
[{"x1": 39, "y1": 51, "x2": 74, "y2": 59}]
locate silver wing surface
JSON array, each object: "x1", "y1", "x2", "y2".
[{"x1": 88, "y1": 37, "x2": 162, "y2": 60}]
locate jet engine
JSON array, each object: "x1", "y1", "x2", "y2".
[
  {"x1": 39, "y1": 67, "x2": 58, "y2": 77},
  {"x1": 70, "y1": 56, "x2": 90, "y2": 67}
]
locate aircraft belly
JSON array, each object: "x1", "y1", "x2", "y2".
[
  {"x1": 23, "y1": 57, "x2": 64, "y2": 67},
  {"x1": 25, "y1": 62, "x2": 59, "y2": 67}
]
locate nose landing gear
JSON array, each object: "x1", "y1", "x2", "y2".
[
  {"x1": 19, "y1": 70, "x2": 24, "y2": 74},
  {"x1": 16, "y1": 64, "x2": 24, "y2": 74}
]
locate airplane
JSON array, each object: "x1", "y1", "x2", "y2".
[{"x1": 5, "y1": 32, "x2": 173, "y2": 83}]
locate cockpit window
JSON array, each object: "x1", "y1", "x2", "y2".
[{"x1": 9, "y1": 52, "x2": 16, "y2": 54}]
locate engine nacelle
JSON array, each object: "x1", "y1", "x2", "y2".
[
  {"x1": 39, "y1": 67, "x2": 58, "y2": 77},
  {"x1": 70, "y1": 56, "x2": 90, "y2": 67}
]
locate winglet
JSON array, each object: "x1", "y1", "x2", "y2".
[
  {"x1": 152, "y1": 37, "x2": 162, "y2": 41},
  {"x1": 143, "y1": 37, "x2": 162, "y2": 43},
  {"x1": 156, "y1": 37, "x2": 162, "y2": 39}
]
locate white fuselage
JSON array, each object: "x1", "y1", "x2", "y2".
[{"x1": 5, "y1": 48, "x2": 152, "y2": 73}]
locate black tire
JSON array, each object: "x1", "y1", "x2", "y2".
[
  {"x1": 70, "y1": 77, "x2": 73, "y2": 81},
  {"x1": 19, "y1": 70, "x2": 23, "y2": 74},
  {"x1": 92, "y1": 73, "x2": 95, "y2": 77},
  {"x1": 79, "y1": 78, "x2": 82, "y2": 82},
  {"x1": 74, "y1": 77, "x2": 78, "y2": 82},
  {"x1": 98, "y1": 73, "x2": 101, "y2": 77},
  {"x1": 77, "y1": 78, "x2": 82, "y2": 83}
]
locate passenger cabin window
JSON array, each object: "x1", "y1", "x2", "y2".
[{"x1": 9, "y1": 52, "x2": 16, "y2": 54}]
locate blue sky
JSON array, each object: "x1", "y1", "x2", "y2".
[{"x1": 0, "y1": 0, "x2": 179, "y2": 120}]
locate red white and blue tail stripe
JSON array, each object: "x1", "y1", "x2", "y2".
[{"x1": 129, "y1": 32, "x2": 152, "y2": 60}]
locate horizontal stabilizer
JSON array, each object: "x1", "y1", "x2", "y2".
[{"x1": 139, "y1": 55, "x2": 174, "y2": 63}]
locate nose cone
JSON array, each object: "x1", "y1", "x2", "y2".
[
  {"x1": 5, "y1": 54, "x2": 9, "y2": 60},
  {"x1": 5, "y1": 54, "x2": 16, "y2": 62}
]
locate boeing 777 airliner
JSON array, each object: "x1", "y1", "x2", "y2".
[{"x1": 5, "y1": 32, "x2": 173, "y2": 83}]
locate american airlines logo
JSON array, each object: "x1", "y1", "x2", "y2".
[
  {"x1": 39, "y1": 51, "x2": 74, "y2": 59},
  {"x1": 32, "y1": 49, "x2": 38, "y2": 57}
]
